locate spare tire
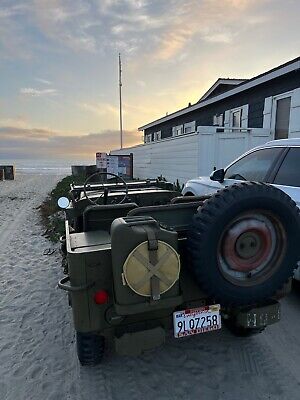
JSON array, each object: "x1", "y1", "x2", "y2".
[{"x1": 187, "y1": 182, "x2": 300, "y2": 306}]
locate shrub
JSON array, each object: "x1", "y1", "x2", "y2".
[{"x1": 39, "y1": 175, "x2": 83, "y2": 242}]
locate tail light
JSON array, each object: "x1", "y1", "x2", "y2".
[{"x1": 94, "y1": 290, "x2": 109, "y2": 305}]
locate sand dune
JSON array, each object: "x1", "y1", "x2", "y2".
[{"x1": 1, "y1": 173, "x2": 300, "y2": 400}]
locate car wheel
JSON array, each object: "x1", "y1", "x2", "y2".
[
  {"x1": 187, "y1": 182, "x2": 300, "y2": 306},
  {"x1": 76, "y1": 332, "x2": 105, "y2": 366}
]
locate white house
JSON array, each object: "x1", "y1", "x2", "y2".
[{"x1": 111, "y1": 57, "x2": 300, "y2": 184}]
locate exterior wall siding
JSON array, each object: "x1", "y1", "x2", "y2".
[
  {"x1": 112, "y1": 134, "x2": 199, "y2": 184},
  {"x1": 144, "y1": 70, "x2": 300, "y2": 139},
  {"x1": 111, "y1": 127, "x2": 272, "y2": 185}
]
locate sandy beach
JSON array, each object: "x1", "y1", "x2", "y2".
[{"x1": 1, "y1": 173, "x2": 300, "y2": 400}]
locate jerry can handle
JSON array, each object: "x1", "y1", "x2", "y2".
[{"x1": 58, "y1": 276, "x2": 95, "y2": 292}]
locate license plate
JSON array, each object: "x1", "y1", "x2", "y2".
[{"x1": 173, "y1": 304, "x2": 221, "y2": 338}]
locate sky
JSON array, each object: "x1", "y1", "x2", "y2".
[{"x1": 0, "y1": 0, "x2": 300, "y2": 162}]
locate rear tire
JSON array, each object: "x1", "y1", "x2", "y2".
[
  {"x1": 293, "y1": 278, "x2": 300, "y2": 290},
  {"x1": 187, "y1": 182, "x2": 300, "y2": 306},
  {"x1": 76, "y1": 332, "x2": 105, "y2": 366}
]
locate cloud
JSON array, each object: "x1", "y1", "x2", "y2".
[
  {"x1": 202, "y1": 32, "x2": 233, "y2": 44},
  {"x1": 0, "y1": 125, "x2": 141, "y2": 159},
  {"x1": 20, "y1": 88, "x2": 58, "y2": 97},
  {"x1": 0, "y1": 1, "x2": 98, "y2": 57},
  {"x1": 35, "y1": 78, "x2": 52, "y2": 85},
  {"x1": 0, "y1": 116, "x2": 31, "y2": 129},
  {"x1": 151, "y1": 0, "x2": 270, "y2": 61},
  {"x1": 79, "y1": 99, "x2": 162, "y2": 121},
  {"x1": 79, "y1": 102, "x2": 119, "y2": 116},
  {"x1": 136, "y1": 80, "x2": 146, "y2": 88},
  {"x1": 0, "y1": 0, "x2": 271, "y2": 63},
  {"x1": 31, "y1": 0, "x2": 98, "y2": 53},
  {"x1": 0, "y1": 3, "x2": 33, "y2": 59},
  {"x1": 0, "y1": 126, "x2": 57, "y2": 139}
]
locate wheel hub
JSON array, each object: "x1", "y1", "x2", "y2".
[
  {"x1": 235, "y1": 231, "x2": 262, "y2": 259},
  {"x1": 217, "y1": 210, "x2": 287, "y2": 286}
]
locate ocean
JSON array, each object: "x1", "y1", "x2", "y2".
[{"x1": 0, "y1": 159, "x2": 95, "y2": 175}]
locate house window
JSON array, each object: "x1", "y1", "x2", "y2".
[
  {"x1": 264, "y1": 91, "x2": 293, "y2": 136},
  {"x1": 213, "y1": 114, "x2": 224, "y2": 126},
  {"x1": 225, "y1": 104, "x2": 248, "y2": 129},
  {"x1": 172, "y1": 125, "x2": 183, "y2": 137},
  {"x1": 232, "y1": 109, "x2": 242, "y2": 127},
  {"x1": 145, "y1": 134, "x2": 152, "y2": 143},
  {"x1": 154, "y1": 131, "x2": 162, "y2": 141},
  {"x1": 184, "y1": 121, "x2": 196, "y2": 134},
  {"x1": 176, "y1": 126, "x2": 183, "y2": 135},
  {"x1": 274, "y1": 97, "x2": 291, "y2": 139}
]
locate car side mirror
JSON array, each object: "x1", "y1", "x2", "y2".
[
  {"x1": 57, "y1": 196, "x2": 70, "y2": 209},
  {"x1": 210, "y1": 168, "x2": 225, "y2": 183}
]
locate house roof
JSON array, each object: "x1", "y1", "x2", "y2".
[
  {"x1": 198, "y1": 78, "x2": 247, "y2": 102},
  {"x1": 139, "y1": 56, "x2": 300, "y2": 131}
]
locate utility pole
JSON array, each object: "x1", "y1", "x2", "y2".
[{"x1": 119, "y1": 53, "x2": 123, "y2": 149}]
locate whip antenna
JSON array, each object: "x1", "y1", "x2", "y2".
[{"x1": 119, "y1": 53, "x2": 123, "y2": 149}]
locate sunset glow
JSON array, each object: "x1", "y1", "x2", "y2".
[{"x1": 0, "y1": 0, "x2": 299, "y2": 160}]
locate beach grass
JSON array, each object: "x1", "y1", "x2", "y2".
[{"x1": 39, "y1": 174, "x2": 83, "y2": 242}]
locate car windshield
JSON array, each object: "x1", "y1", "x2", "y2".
[{"x1": 224, "y1": 147, "x2": 282, "y2": 181}]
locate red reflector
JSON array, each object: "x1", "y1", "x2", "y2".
[{"x1": 94, "y1": 290, "x2": 109, "y2": 305}]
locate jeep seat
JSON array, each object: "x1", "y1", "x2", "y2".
[{"x1": 83, "y1": 203, "x2": 138, "y2": 232}]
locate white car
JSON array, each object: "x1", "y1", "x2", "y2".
[{"x1": 182, "y1": 138, "x2": 300, "y2": 280}]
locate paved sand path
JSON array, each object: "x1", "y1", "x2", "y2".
[{"x1": 0, "y1": 174, "x2": 300, "y2": 400}]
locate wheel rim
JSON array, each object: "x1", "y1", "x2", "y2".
[{"x1": 217, "y1": 211, "x2": 286, "y2": 286}]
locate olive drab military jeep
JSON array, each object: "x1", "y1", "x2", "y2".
[{"x1": 58, "y1": 172, "x2": 300, "y2": 366}]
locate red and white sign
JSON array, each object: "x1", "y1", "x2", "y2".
[{"x1": 96, "y1": 152, "x2": 107, "y2": 169}]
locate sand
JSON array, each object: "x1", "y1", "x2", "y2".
[{"x1": 1, "y1": 173, "x2": 300, "y2": 400}]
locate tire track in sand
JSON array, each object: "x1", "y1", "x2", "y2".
[
  {"x1": 0, "y1": 197, "x2": 37, "y2": 249},
  {"x1": 0, "y1": 175, "x2": 55, "y2": 250}
]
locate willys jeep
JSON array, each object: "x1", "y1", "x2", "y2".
[{"x1": 58, "y1": 172, "x2": 300, "y2": 366}]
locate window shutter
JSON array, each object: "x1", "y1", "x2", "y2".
[
  {"x1": 224, "y1": 110, "x2": 230, "y2": 127},
  {"x1": 219, "y1": 114, "x2": 224, "y2": 126},
  {"x1": 290, "y1": 88, "x2": 300, "y2": 134},
  {"x1": 241, "y1": 104, "x2": 249, "y2": 128},
  {"x1": 263, "y1": 96, "x2": 273, "y2": 129}
]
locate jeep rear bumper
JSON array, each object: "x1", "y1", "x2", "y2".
[{"x1": 233, "y1": 300, "x2": 280, "y2": 329}]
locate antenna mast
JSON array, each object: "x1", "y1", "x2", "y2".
[{"x1": 119, "y1": 53, "x2": 123, "y2": 149}]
